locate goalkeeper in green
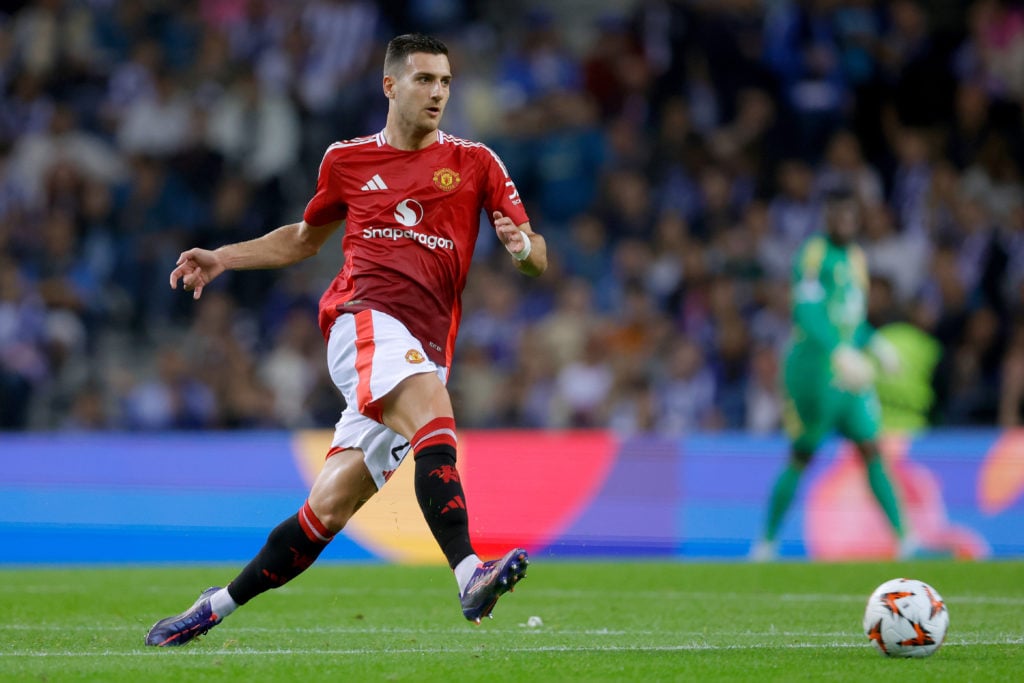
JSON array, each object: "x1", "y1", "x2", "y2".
[{"x1": 751, "y1": 186, "x2": 912, "y2": 561}]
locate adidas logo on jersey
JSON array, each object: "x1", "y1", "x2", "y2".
[{"x1": 361, "y1": 174, "x2": 388, "y2": 191}]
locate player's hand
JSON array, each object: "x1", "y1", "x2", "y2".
[
  {"x1": 831, "y1": 344, "x2": 875, "y2": 392},
  {"x1": 493, "y1": 211, "x2": 529, "y2": 256},
  {"x1": 868, "y1": 333, "x2": 902, "y2": 375},
  {"x1": 169, "y1": 248, "x2": 226, "y2": 300}
]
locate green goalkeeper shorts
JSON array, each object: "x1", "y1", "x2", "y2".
[{"x1": 782, "y1": 355, "x2": 881, "y2": 453}]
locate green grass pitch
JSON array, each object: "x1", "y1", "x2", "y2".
[{"x1": 1, "y1": 560, "x2": 1021, "y2": 681}]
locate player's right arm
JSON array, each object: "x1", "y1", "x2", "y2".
[
  {"x1": 792, "y1": 236, "x2": 875, "y2": 390},
  {"x1": 169, "y1": 219, "x2": 343, "y2": 299},
  {"x1": 791, "y1": 237, "x2": 840, "y2": 352}
]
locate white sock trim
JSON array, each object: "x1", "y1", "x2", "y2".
[
  {"x1": 454, "y1": 554, "x2": 481, "y2": 596},
  {"x1": 209, "y1": 588, "x2": 239, "y2": 618}
]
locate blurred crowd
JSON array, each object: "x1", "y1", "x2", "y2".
[{"x1": 0, "y1": 0, "x2": 1022, "y2": 433}]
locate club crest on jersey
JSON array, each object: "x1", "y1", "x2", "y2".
[
  {"x1": 432, "y1": 167, "x2": 461, "y2": 192},
  {"x1": 405, "y1": 349, "x2": 425, "y2": 364}
]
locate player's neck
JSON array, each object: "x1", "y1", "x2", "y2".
[{"x1": 382, "y1": 121, "x2": 439, "y2": 151}]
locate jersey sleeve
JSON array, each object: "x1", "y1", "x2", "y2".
[
  {"x1": 847, "y1": 245, "x2": 875, "y2": 348},
  {"x1": 479, "y1": 145, "x2": 530, "y2": 226},
  {"x1": 303, "y1": 146, "x2": 348, "y2": 226},
  {"x1": 791, "y1": 237, "x2": 841, "y2": 352}
]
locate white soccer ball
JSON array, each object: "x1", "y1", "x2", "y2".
[{"x1": 863, "y1": 578, "x2": 949, "y2": 658}]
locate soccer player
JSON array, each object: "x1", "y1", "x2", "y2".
[
  {"x1": 750, "y1": 186, "x2": 910, "y2": 561},
  {"x1": 146, "y1": 34, "x2": 546, "y2": 646}
]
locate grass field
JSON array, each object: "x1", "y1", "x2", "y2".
[{"x1": 1, "y1": 559, "x2": 1021, "y2": 682}]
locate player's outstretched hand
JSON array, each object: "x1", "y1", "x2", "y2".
[
  {"x1": 832, "y1": 344, "x2": 875, "y2": 392},
  {"x1": 169, "y1": 248, "x2": 226, "y2": 300},
  {"x1": 493, "y1": 211, "x2": 528, "y2": 255}
]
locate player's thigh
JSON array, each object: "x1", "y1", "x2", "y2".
[
  {"x1": 837, "y1": 391, "x2": 882, "y2": 445},
  {"x1": 326, "y1": 309, "x2": 447, "y2": 424},
  {"x1": 307, "y1": 448, "x2": 379, "y2": 532},
  {"x1": 379, "y1": 371, "x2": 454, "y2": 441},
  {"x1": 783, "y1": 378, "x2": 839, "y2": 454}
]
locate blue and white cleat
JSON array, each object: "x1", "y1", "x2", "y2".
[
  {"x1": 460, "y1": 548, "x2": 529, "y2": 624},
  {"x1": 145, "y1": 586, "x2": 223, "y2": 647}
]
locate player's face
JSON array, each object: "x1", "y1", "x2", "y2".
[
  {"x1": 386, "y1": 52, "x2": 451, "y2": 134},
  {"x1": 826, "y1": 198, "x2": 859, "y2": 244}
]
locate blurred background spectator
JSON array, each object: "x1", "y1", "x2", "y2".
[{"x1": 0, "y1": 0, "x2": 1021, "y2": 435}]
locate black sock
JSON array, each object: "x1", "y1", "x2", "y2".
[
  {"x1": 227, "y1": 505, "x2": 332, "y2": 605},
  {"x1": 414, "y1": 444, "x2": 475, "y2": 569}
]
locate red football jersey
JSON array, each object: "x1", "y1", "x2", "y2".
[{"x1": 304, "y1": 129, "x2": 530, "y2": 367}]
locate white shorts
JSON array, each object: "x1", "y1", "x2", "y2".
[{"x1": 326, "y1": 309, "x2": 448, "y2": 489}]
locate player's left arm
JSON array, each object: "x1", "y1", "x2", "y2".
[{"x1": 493, "y1": 211, "x2": 547, "y2": 277}]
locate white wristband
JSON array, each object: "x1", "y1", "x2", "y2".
[{"x1": 511, "y1": 230, "x2": 532, "y2": 261}]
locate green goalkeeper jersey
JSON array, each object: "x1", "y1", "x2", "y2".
[{"x1": 787, "y1": 234, "x2": 874, "y2": 375}]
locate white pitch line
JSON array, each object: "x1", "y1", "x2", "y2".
[
  {"x1": 0, "y1": 624, "x2": 869, "y2": 638},
  {"x1": 4, "y1": 584, "x2": 1024, "y2": 606},
  {"x1": 2, "y1": 638, "x2": 1023, "y2": 658},
  {"x1": 0, "y1": 622, "x2": 1019, "y2": 643},
  {"x1": 255, "y1": 585, "x2": 1024, "y2": 607},
  {"x1": 36, "y1": 584, "x2": 1017, "y2": 607}
]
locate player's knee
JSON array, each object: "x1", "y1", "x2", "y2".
[
  {"x1": 308, "y1": 451, "x2": 377, "y2": 531},
  {"x1": 308, "y1": 496, "x2": 363, "y2": 533}
]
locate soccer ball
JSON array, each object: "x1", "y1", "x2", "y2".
[{"x1": 863, "y1": 578, "x2": 949, "y2": 658}]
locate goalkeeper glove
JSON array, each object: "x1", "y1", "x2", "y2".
[{"x1": 831, "y1": 344, "x2": 875, "y2": 392}]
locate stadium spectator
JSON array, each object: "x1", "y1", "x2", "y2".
[
  {"x1": 655, "y1": 335, "x2": 719, "y2": 435},
  {"x1": 205, "y1": 66, "x2": 300, "y2": 185},
  {"x1": 496, "y1": 9, "x2": 581, "y2": 107},
  {"x1": 259, "y1": 306, "x2": 325, "y2": 428},
  {"x1": 8, "y1": 102, "x2": 124, "y2": 205},
  {"x1": 860, "y1": 202, "x2": 927, "y2": 303},
  {"x1": 815, "y1": 129, "x2": 884, "y2": 207},
  {"x1": 937, "y1": 306, "x2": 1004, "y2": 425},
  {"x1": 745, "y1": 343, "x2": 783, "y2": 434},
  {"x1": 530, "y1": 91, "x2": 607, "y2": 224},
  {"x1": 767, "y1": 158, "x2": 820, "y2": 250},
  {"x1": 0, "y1": 258, "x2": 47, "y2": 428},
  {"x1": 116, "y1": 66, "x2": 196, "y2": 158},
  {"x1": 552, "y1": 328, "x2": 615, "y2": 428},
  {"x1": 0, "y1": 72, "x2": 55, "y2": 146},
  {"x1": 889, "y1": 126, "x2": 933, "y2": 237},
  {"x1": 761, "y1": 0, "x2": 849, "y2": 160},
  {"x1": 999, "y1": 317, "x2": 1024, "y2": 427}
]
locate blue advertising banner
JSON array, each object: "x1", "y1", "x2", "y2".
[{"x1": 0, "y1": 430, "x2": 1021, "y2": 564}]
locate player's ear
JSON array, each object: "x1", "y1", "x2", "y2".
[{"x1": 383, "y1": 75, "x2": 395, "y2": 99}]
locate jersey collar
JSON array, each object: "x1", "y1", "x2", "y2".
[{"x1": 377, "y1": 129, "x2": 445, "y2": 147}]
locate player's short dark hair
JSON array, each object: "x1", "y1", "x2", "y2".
[{"x1": 384, "y1": 34, "x2": 449, "y2": 75}]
